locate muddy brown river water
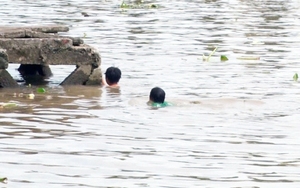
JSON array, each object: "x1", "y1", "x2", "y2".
[{"x1": 0, "y1": 0, "x2": 300, "y2": 187}]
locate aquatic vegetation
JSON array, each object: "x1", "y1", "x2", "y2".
[
  {"x1": 202, "y1": 47, "x2": 228, "y2": 62},
  {"x1": 220, "y1": 55, "x2": 228, "y2": 61},
  {"x1": 37, "y1": 87, "x2": 46, "y2": 93},
  {"x1": 0, "y1": 103, "x2": 17, "y2": 108},
  {"x1": 120, "y1": 1, "x2": 158, "y2": 9},
  {"x1": 201, "y1": 47, "x2": 263, "y2": 62},
  {"x1": 0, "y1": 177, "x2": 7, "y2": 183},
  {"x1": 206, "y1": 47, "x2": 218, "y2": 62},
  {"x1": 293, "y1": 73, "x2": 298, "y2": 82}
]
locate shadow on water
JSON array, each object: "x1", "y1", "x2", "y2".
[{"x1": 0, "y1": 85, "x2": 103, "y2": 112}]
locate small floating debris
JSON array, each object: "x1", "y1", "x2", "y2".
[
  {"x1": 220, "y1": 55, "x2": 228, "y2": 62},
  {"x1": 237, "y1": 56, "x2": 260, "y2": 60},
  {"x1": 293, "y1": 73, "x2": 298, "y2": 82},
  {"x1": 37, "y1": 87, "x2": 46, "y2": 93},
  {"x1": 202, "y1": 47, "x2": 228, "y2": 62},
  {"x1": 27, "y1": 93, "x2": 35, "y2": 99},
  {"x1": 120, "y1": 1, "x2": 158, "y2": 9},
  {"x1": 251, "y1": 40, "x2": 265, "y2": 45},
  {"x1": 81, "y1": 12, "x2": 90, "y2": 17},
  {"x1": 0, "y1": 177, "x2": 7, "y2": 184}
]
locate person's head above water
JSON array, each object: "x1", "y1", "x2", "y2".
[
  {"x1": 149, "y1": 87, "x2": 165, "y2": 103},
  {"x1": 105, "y1": 67, "x2": 121, "y2": 86}
]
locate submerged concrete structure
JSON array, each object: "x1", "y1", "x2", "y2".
[{"x1": 0, "y1": 25, "x2": 102, "y2": 87}]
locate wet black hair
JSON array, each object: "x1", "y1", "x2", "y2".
[
  {"x1": 105, "y1": 67, "x2": 121, "y2": 85},
  {"x1": 150, "y1": 87, "x2": 165, "y2": 103}
]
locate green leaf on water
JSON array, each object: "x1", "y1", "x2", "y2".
[
  {"x1": 293, "y1": 73, "x2": 298, "y2": 82},
  {"x1": 37, "y1": 87, "x2": 46, "y2": 93},
  {"x1": 220, "y1": 55, "x2": 228, "y2": 61},
  {"x1": 0, "y1": 177, "x2": 7, "y2": 183}
]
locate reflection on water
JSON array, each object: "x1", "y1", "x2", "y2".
[{"x1": 0, "y1": 0, "x2": 300, "y2": 187}]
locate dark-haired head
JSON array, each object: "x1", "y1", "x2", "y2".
[
  {"x1": 105, "y1": 67, "x2": 121, "y2": 86},
  {"x1": 149, "y1": 87, "x2": 165, "y2": 103}
]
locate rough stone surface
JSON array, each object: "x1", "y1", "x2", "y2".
[
  {"x1": 0, "y1": 25, "x2": 102, "y2": 87},
  {"x1": 0, "y1": 57, "x2": 8, "y2": 69},
  {"x1": 29, "y1": 25, "x2": 69, "y2": 33},
  {"x1": 0, "y1": 48, "x2": 8, "y2": 60},
  {"x1": 0, "y1": 49, "x2": 8, "y2": 69},
  {"x1": 0, "y1": 39, "x2": 100, "y2": 67},
  {"x1": 60, "y1": 65, "x2": 92, "y2": 85},
  {"x1": 42, "y1": 44, "x2": 101, "y2": 67},
  {"x1": 0, "y1": 25, "x2": 83, "y2": 46},
  {"x1": 0, "y1": 69, "x2": 18, "y2": 88},
  {"x1": 85, "y1": 68, "x2": 102, "y2": 85},
  {"x1": 71, "y1": 37, "x2": 84, "y2": 46},
  {"x1": 41, "y1": 65, "x2": 53, "y2": 77},
  {"x1": 0, "y1": 25, "x2": 69, "y2": 37}
]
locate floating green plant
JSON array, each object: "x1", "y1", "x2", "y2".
[
  {"x1": 220, "y1": 55, "x2": 228, "y2": 61},
  {"x1": 37, "y1": 87, "x2": 46, "y2": 93},
  {"x1": 293, "y1": 73, "x2": 298, "y2": 82},
  {"x1": 0, "y1": 177, "x2": 7, "y2": 183},
  {"x1": 149, "y1": 4, "x2": 158, "y2": 8},
  {"x1": 202, "y1": 47, "x2": 228, "y2": 62},
  {"x1": 120, "y1": 1, "x2": 158, "y2": 9}
]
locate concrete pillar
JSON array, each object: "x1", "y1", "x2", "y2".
[{"x1": 0, "y1": 49, "x2": 18, "y2": 88}]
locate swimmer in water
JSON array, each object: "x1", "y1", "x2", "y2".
[
  {"x1": 147, "y1": 87, "x2": 172, "y2": 107},
  {"x1": 102, "y1": 66, "x2": 121, "y2": 87}
]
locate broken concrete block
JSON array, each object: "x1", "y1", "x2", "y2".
[
  {"x1": 0, "y1": 25, "x2": 69, "y2": 36},
  {"x1": 85, "y1": 67, "x2": 102, "y2": 85},
  {"x1": 41, "y1": 44, "x2": 101, "y2": 67},
  {"x1": 0, "y1": 25, "x2": 102, "y2": 87},
  {"x1": 0, "y1": 38, "x2": 100, "y2": 67},
  {"x1": 0, "y1": 49, "x2": 8, "y2": 69},
  {"x1": 0, "y1": 69, "x2": 18, "y2": 88},
  {"x1": 60, "y1": 65, "x2": 92, "y2": 85}
]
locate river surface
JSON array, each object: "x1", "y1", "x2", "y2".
[{"x1": 1, "y1": 0, "x2": 300, "y2": 187}]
